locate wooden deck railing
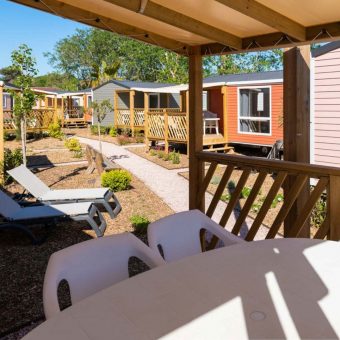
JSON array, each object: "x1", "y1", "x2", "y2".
[
  {"x1": 116, "y1": 108, "x2": 145, "y2": 128},
  {"x1": 4, "y1": 109, "x2": 57, "y2": 132},
  {"x1": 196, "y1": 151, "x2": 340, "y2": 241},
  {"x1": 146, "y1": 110, "x2": 187, "y2": 146}
]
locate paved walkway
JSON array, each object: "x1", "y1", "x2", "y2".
[{"x1": 78, "y1": 137, "x2": 270, "y2": 240}]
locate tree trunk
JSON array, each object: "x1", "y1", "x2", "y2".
[
  {"x1": 21, "y1": 118, "x2": 27, "y2": 166},
  {"x1": 98, "y1": 121, "x2": 102, "y2": 154}
]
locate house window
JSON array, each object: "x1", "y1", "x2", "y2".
[
  {"x1": 202, "y1": 91, "x2": 208, "y2": 110},
  {"x1": 3, "y1": 93, "x2": 10, "y2": 109},
  {"x1": 238, "y1": 87, "x2": 271, "y2": 135},
  {"x1": 87, "y1": 95, "x2": 92, "y2": 107}
]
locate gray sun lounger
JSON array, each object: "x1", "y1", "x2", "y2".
[
  {"x1": 7, "y1": 165, "x2": 121, "y2": 219},
  {"x1": 0, "y1": 190, "x2": 107, "y2": 243}
]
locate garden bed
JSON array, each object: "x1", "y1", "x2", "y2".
[
  {"x1": 127, "y1": 146, "x2": 189, "y2": 170},
  {"x1": 1, "y1": 164, "x2": 173, "y2": 338},
  {"x1": 64, "y1": 127, "x2": 145, "y2": 146},
  {"x1": 4, "y1": 137, "x2": 87, "y2": 167}
]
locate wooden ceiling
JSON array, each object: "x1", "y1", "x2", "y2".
[{"x1": 9, "y1": 0, "x2": 340, "y2": 55}]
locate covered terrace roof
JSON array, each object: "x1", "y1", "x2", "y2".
[{"x1": 9, "y1": 0, "x2": 340, "y2": 56}]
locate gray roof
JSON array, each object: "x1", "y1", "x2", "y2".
[
  {"x1": 94, "y1": 79, "x2": 178, "y2": 91},
  {"x1": 204, "y1": 70, "x2": 283, "y2": 85},
  {"x1": 311, "y1": 41, "x2": 340, "y2": 58},
  {"x1": 4, "y1": 82, "x2": 21, "y2": 91}
]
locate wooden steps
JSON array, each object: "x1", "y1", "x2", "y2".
[{"x1": 203, "y1": 143, "x2": 234, "y2": 153}]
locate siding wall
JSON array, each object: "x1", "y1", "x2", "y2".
[
  {"x1": 93, "y1": 82, "x2": 126, "y2": 126},
  {"x1": 313, "y1": 48, "x2": 340, "y2": 167},
  {"x1": 227, "y1": 83, "x2": 283, "y2": 146}
]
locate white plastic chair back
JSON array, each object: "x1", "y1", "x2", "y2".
[
  {"x1": 0, "y1": 190, "x2": 21, "y2": 219},
  {"x1": 43, "y1": 233, "x2": 165, "y2": 319},
  {"x1": 148, "y1": 210, "x2": 244, "y2": 263},
  {"x1": 7, "y1": 165, "x2": 50, "y2": 197}
]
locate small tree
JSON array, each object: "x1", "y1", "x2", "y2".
[
  {"x1": 10, "y1": 44, "x2": 38, "y2": 165},
  {"x1": 91, "y1": 100, "x2": 113, "y2": 153}
]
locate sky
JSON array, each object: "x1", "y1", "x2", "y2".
[{"x1": 0, "y1": 1, "x2": 86, "y2": 75}]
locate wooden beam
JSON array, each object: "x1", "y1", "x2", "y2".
[
  {"x1": 215, "y1": 0, "x2": 305, "y2": 41},
  {"x1": 283, "y1": 46, "x2": 311, "y2": 238},
  {"x1": 10, "y1": 0, "x2": 188, "y2": 54},
  {"x1": 144, "y1": 93, "x2": 149, "y2": 147},
  {"x1": 130, "y1": 90, "x2": 135, "y2": 136},
  {"x1": 188, "y1": 46, "x2": 204, "y2": 211},
  {"x1": 103, "y1": 0, "x2": 242, "y2": 50},
  {"x1": 0, "y1": 82, "x2": 4, "y2": 170}
]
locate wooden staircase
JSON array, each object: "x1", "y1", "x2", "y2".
[{"x1": 203, "y1": 143, "x2": 234, "y2": 153}]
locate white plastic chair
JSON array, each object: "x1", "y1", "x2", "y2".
[
  {"x1": 148, "y1": 210, "x2": 245, "y2": 263},
  {"x1": 43, "y1": 233, "x2": 166, "y2": 319}
]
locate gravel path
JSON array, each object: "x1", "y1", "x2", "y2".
[{"x1": 78, "y1": 137, "x2": 271, "y2": 240}]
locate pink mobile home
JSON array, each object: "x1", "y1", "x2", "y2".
[{"x1": 311, "y1": 42, "x2": 340, "y2": 167}]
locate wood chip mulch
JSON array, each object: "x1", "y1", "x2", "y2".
[{"x1": 0, "y1": 164, "x2": 173, "y2": 338}]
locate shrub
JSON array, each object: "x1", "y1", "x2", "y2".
[
  {"x1": 109, "y1": 126, "x2": 117, "y2": 137},
  {"x1": 271, "y1": 193, "x2": 284, "y2": 209},
  {"x1": 48, "y1": 122, "x2": 64, "y2": 139},
  {"x1": 101, "y1": 169, "x2": 132, "y2": 191},
  {"x1": 241, "y1": 186, "x2": 251, "y2": 199},
  {"x1": 1, "y1": 148, "x2": 23, "y2": 184},
  {"x1": 65, "y1": 138, "x2": 81, "y2": 152},
  {"x1": 116, "y1": 135, "x2": 132, "y2": 145},
  {"x1": 220, "y1": 193, "x2": 231, "y2": 202},
  {"x1": 130, "y1": 214, "x2": 150, "y2": 234},
  {"x1": 90, "y1": 125, "x2": 107, "y2": 135},
  {"x1": 149, "y1": 149, "x2": 157, "y2": 156},
  {"x1": 162, "y1": 153, "x2": 170, "y2": 161},
  {"x1": 169, "y1": 150, "x2": 180, "y2": 164},
  {"x1": 311, "y1": 193, "x2": 327, "y2": 228},
  {"x1": 157, "y1": 150, "x2": 165, "y2": 159}
]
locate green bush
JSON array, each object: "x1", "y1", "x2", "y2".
[
  {"x1": 241, "y1": 186, "x2": 251, "y2": 199},
  {"x1": 65, "y1": 138, "x2": 81, "y2": 152},
  {"x1": 101, "y1": 169, "x2": 132, "y2": 191},
  {"x1": 48, "y1": 122, "x2": 64, "y2": 139},
  {"x1": 157, "y1": 150, "x2": 165, "y2": 159},
  {"x1": 271, "y1": 193, "x2": 284, "y2": 209},
  {"x1": 135, "y1": 132, "x2": 144, "y2": 143},
  {"x1": 149, "y1": 149, "x2": 157, "y2": 156},
  {"x1": 109, "y1": 126, "x2": 117, "y2": 137},
  {"x1": 169, "y1": 150, "x2": 180, "y2": 164},
  {"x1": 220, "y1": 193, "x2": 231, "y2": 202},
  {"x1": 311, "y1": 193, "x2": 327, "y2": 228},
  {"x1": 90, "y1": 125, "x2": 108, "y2": 135},
  {"x1": 1, "y1": 148, "x2": 23, "y2": 184},
  {"x1": 162, "y1": 153, "x2": 170, "y2": 161},
  {"x1": 130, "y1": 215, "x2": 150, "y2": 234}
]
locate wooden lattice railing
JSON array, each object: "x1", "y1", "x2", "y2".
[
  {"x1": 146, "y1": 110, "x2": 187, "y2": 142},
  {"x1": 64, "y1": 107, "x2": 84, "y2": 119},
  {"x1": 134, "y1": 109, "x2": 145, "y2": 127},
  {"x1": 116, "y1": 109, "x2": 131, "y2": 126},
  {"x1": 196, "y1": 151, "x2": 340, "y2": 241},
  {"x1": 4, "y1": 109, "x2": 57, "y2": 132}
]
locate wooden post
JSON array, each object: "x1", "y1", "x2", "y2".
[
  {"x1": 221, "y1": 85, "x2": 228, "y2": 142},
  {"x1": 0, "y1": 82, "x2": 4, "y2": 169},
  {"x1": 144, "y1": 93, "x2": 149, "y2": 147},
  {"x1": 61, "y1": 97, "x2": 65, "y2": 127},
  {"x1": 179, "y1": 91, "x2": 183, "y2": 112},
  {"x1": 130, "y1": 90, "x2": 135, "y2": 136},
  {"x1": 44, "y1": 96, "x2": 48, "y2": 108},
  {"x1": 188, "y1": 46, "x2": 204, "y2": 211},
  {"x1": 164, "y1": 109, "x2": 169, "y2": 153},
  {"x1": 185, "y1": 90, "x2": 190, "y2": 156},
  {"x1": 283, "y1": 45, "x2": 311, "y2": 237},
  {"x1": 53, "y1": 95, "x2": 58, "y2": 124},
  {"x1": 114, "y1": 90, "x2": 118, "y2": 128}
]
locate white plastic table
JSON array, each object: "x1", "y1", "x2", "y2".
[{"x1": 24, "y1": 239, "x2": 340, "y2": 339}]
